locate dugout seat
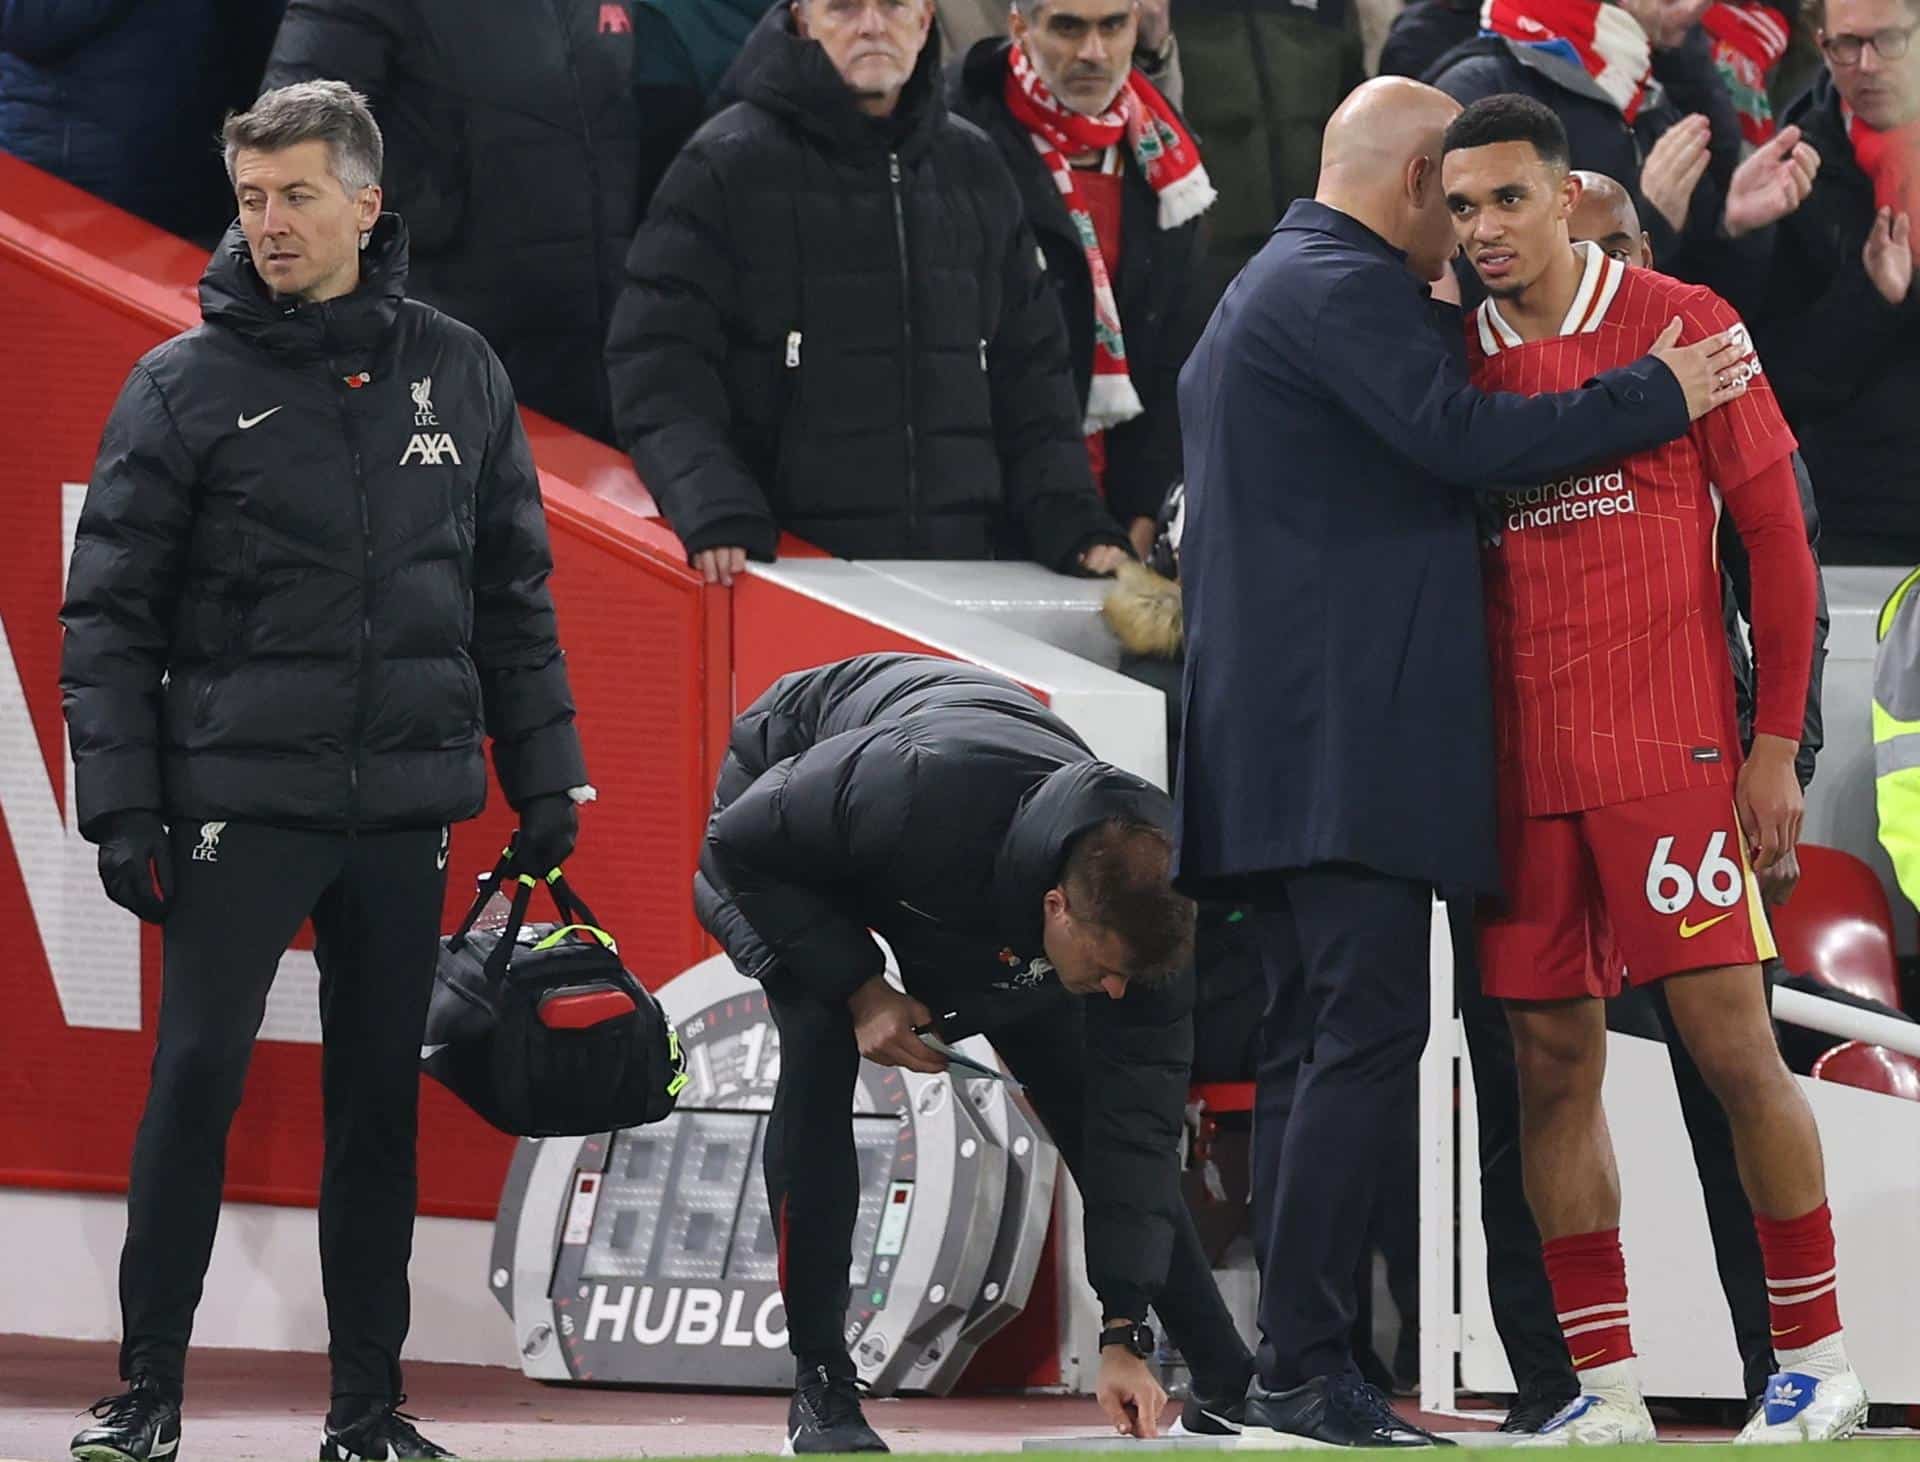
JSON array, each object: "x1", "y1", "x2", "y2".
[
  {"x1": 1810, "y1": 1041, "x2": 1920, "y2": 1102},
  {"x1": 1769, "y1": 845, "x2": 1901, "y2": 1008}
]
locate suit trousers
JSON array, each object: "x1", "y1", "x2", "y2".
[
  {"x1": 1248, "y1": 865, "x2": 1434, "y2": 1387},
  {"x1": 118, "y1": 821, "x2": 448, "y2": 1402}
]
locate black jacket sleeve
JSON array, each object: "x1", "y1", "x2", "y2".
[
  {"x1": 472, "y1": 350, "x2": 588, "y2": 807},
  {"x1": 58, "y1": 364, "x2": 196, "y2": 840},
  {"x1": 606, "y1": 143, "x2": 781, "y2": 562},
  {"x1": 260, "y1": 0, "x2": 400, "y2": 99},
  {"x1": 702, "y1": 724, "x2": 911, "y2": 1002},
  {"x1": 986, "y1": 183, "x2": 1128, "y2": 572},
  {"x1": 1746, "y1": 247, "x2": 1920, "y2": 419},
  {"x1": 1304, "y1": 269, "x2": 1691, "y2": 486},
  {"x1": 1721, "y1": 450, "x2": 1827, "y2": 787},
  {"x1": 1080, "y1": 968, "x2": 1195, "y2": 1322}
]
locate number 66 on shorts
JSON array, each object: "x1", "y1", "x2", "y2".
[{"x1": 1478, "y1": 783, "x2": 1777, "y2": 1003}]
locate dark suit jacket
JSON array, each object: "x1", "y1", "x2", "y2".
[{"x1": 1173, "y1": 200, "x2": 1688, "y2": 898}]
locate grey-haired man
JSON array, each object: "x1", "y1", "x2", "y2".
[{"x1": 61, "y1": 81, "x2": 588, "y2": 1462}]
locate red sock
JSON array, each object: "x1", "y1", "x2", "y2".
[
  {"x1": 1542, "y1": 1229, "x2": 1635, "y2": 1374},
  {"x1": 1754, "y1": 1201, "x2": 1843, "y2": 1353}
]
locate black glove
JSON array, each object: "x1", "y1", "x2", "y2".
[
  {"x1": 512, "y1": 793, "x2": 579, "y2": 879},
  {"x1": 96, "y1": 811, "x2": 174, "y2": 924}
]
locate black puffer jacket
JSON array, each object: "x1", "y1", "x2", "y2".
[
  {"x1": 606, "y1": 7, "x2": 1125, "y2": 567},
  {"x1": 695, "y1": 653, "x2": 1189, "y2": 1324},
  {"x1": 265, "y1": 0, "x2": 643, "y2": 441},
  {"x1": 1731, "y1": 74, "x2": 1920, "y2": 563},
  {"x1": 60, "y1": 216, "x2": 586, "y2": 838},
  {"x1": 948, "y1": 39, "x2": 1207, "y2": 528}
]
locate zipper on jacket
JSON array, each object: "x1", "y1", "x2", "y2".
[
  {"x1": 332, "y1": 349, "x2": 375, "y2": 835},
  {"x1": 786, "y1": 330, "x2": 802, "y2": 368},
  {"x1": 888, "y1": 151, "x2": 919, "y2": 551},
  {"x1": 979, "y1": 337, "x2": 988, "y2": 373}
]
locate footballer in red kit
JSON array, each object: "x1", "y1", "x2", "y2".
[{"x1": 1440, "y1": 96, "x2": 1865, "y2": 1446}]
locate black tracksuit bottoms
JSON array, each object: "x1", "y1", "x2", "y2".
[
  {"x1": 760, "y1": 982, "x2": 1255, "y2": 1397},
  {"x1": 117, "y1": 821, "x2": 448, "y2": 1404}
]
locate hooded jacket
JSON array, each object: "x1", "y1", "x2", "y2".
[
  {"x1": 264, "y1": 0, "x2": 646, "y2": 441},
  {"x1": 695, "y1": 652, "x2": 1190, "y2": 1324},
  {"x1": 60, "y1": 216, "x2": 586, "y2": 837},
  {"x1": 606, "y1": 6, "x2": 1126, "y2": 567}
]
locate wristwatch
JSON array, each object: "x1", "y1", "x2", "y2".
[{"x1": 1098, "y1": 1320, "x2": 1156, "y2": 1359}]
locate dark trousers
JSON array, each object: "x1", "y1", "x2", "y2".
[
  {"x1": 1248, "y1": 866, "x2": 1434, "y2": 1388},
  {"x1": 119, "y1": 822, "x2": 448, "y2": 1402},
  {"x1": 1450, "y1": 907, "x2": 1775, "y2": 1403},
  {"x1": 761, "y1": 983, "x2": 1253, "y2": 1395}
]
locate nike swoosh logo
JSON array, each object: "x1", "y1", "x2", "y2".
[
  {"x1": 1571, "y1": 1349, "x2": 1608, "y2": 1368},
  {"x1": 421, "y1": 1043, "x2": 448, "y2": 1060},
  {"x1": 1771, "y1": 1325, "x2": 1800, "y2": 1338},
  {"x1": 236, "y1": 406, "x2": 284, "y2": 429},
  {"x1": 1679, "y1": 911, "x2": 1737, "y2": 939}
]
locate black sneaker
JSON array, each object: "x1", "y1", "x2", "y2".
[
  {"x1": 1499, "y1": 1378, "x2": 1581, "y2": 1435},
  {"x1": 71, "y1": 1379, "x2": 181, "y2": 1462},
  {"x1": 1170, "y1": 1390, "x2": 1245, "y2": 1436},
  {"x1": 785, "y1": 1366, "x2": 887, "y2": 1455},
  {"x1": 319, "y1": 1398, "x2": 456, "y2": 1460},
  {"x1": 1243, "y1": 1373, "x2": 1456, "y2": 1448}
]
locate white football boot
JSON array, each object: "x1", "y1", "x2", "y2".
[
  {"x1": 1735, "y1": 1368, "x2": 1869, "y2": 1444},
  {"x1": 1516, "y1": 1370, "x2": 1658, "y2": 1449}
]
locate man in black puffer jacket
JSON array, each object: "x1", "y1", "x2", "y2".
[
  {"x1": 60, "y1": 82, "x2": 586, "y2": 1462},
  {"x1": 264, "y1": 0, "x2": 646, "y2": 441},
  {"x1": 606, "y1": 0, "x2": 1130, "y2": 584},
  {"x1": 697, "y1": 654, "x2": 1253, "y2": 1453}
]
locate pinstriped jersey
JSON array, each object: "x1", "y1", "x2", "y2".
[{"x1": 1466, "y1": 243, "x2": 1798, "y2": 816}]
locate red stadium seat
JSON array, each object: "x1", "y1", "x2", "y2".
[
  {"x1": 1810, "y1": 1041, "x2": 1920, "y2": 1102},
  {"x1": 1769, "y1": 845, "x2": 1900, "y2": 1008}
]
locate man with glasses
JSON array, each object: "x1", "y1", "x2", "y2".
[{"x1": 1738, "y1": 0, "x2": 1919, "y2": 562}]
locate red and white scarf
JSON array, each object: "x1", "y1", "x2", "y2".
[
  {"x1": 1481, "y1": 0, "x2": 1653, "y2": 122},
  {"x1": 1847, "y1": 106, "x2": 1920, "y2": 263},
  {"x1": 1003, "y1": 42, "x2": 1215, "y2": 431},
  {"x1": 1702, "y1": 2, "x2": 1792, "y2": 144}
]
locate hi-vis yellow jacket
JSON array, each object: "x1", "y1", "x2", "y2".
[{"x1": 1877, "y1": 566, "x2": 1920, "y2": 911}]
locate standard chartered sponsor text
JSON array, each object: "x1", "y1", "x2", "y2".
[{"x1": 1504, "y1": 468, "x2": 1635, "y2": 534}]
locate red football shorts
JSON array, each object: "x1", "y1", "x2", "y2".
[{"x1": 1477, "y1": 782, "x2": 1778, "y2": 1001}]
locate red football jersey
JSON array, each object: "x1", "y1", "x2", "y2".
[{"x1": 1466, "y1": 243, "x2": 1798, "y2": 816}]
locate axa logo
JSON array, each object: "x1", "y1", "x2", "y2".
[{"x1": 400, "y1": 433, "x2": 461, "y2": 467}]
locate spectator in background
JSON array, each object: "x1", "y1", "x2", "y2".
[
  {"x1": 264, "y1": 0, "x2": 645, "y2": 441},
  {"x1": 607, "y1": 0, "x2": 1131, "y2": 583},
  {"x1": 942, "y1": 0, "x2": 1182, "y2": 100},
  {"x1": 1424, "y1": 0, "x2": 1821, "y2": 281},
  {"x1": 1735, "y1": 0, "x2": 1918, "y2": 562},
  {"x1": 949, "y1": 0, "x2": 1214, "y2": 558},
  {"x1": 1176, "y1": 0, "x2": 1365, "y2": 303},
  {"x1": 0, "y1": 0, "x2": 286, "y2": 245}
]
